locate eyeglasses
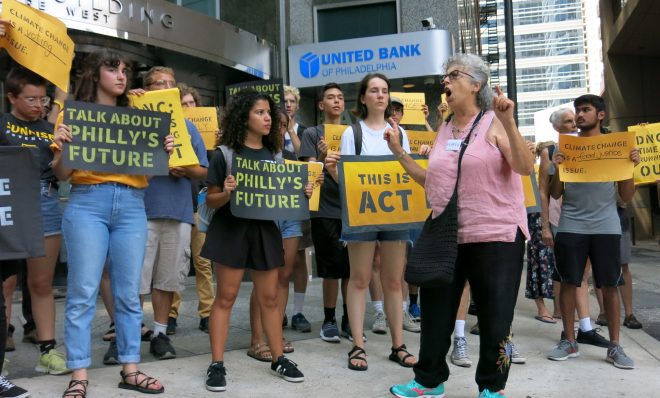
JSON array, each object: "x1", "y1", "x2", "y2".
[
  {"x1": 20, "y1": 96, "x2": 50, "y2": 107},
  {"x1": 150, "y1": 79, "x2": 176, "y2": 89},
  {"x1": 391, "y1": 107, "x2": 404, "y2": 115},
  {"x1": 441, "y1": 70, "x2": 475, "y2": 81}
]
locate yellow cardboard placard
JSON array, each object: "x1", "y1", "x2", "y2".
[
  {"x1": 406, "y1": 131, "x2": 437, "y2": 154},
  {"x1": 522, "y1": 165, "x2": 541, "y2": 211},
  {"x1": 129, "y1": 88, "x2": 199, "y2": 167},
  {"x1": 628, "y1": 123, "x2": 660, "y2": 185},
  {"x1": 340, "y1": 157, "x2": 429, "y2": 229},
  {"x1": 440, "y1": 93, "x2": 452, "y2": 121},
  {"x1": 0, "y1": 0, "x2": 74, "y2": 91},
  {"x1": 183, "y1": 107, "x2": 218, "y2": 150},
  {"x1": 323, "y1": 124, "x2": 347, "y2": 154},
  {"x1": 391, "y1": 92, "x2": 426, "y2": 125},
  {"x1": 558, "y1": 132, "x2": 635, "y2": 182},
  {"x1": 285, "y1": 160, "x2": 323, "y2": 211}
]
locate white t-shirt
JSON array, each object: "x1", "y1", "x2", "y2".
[{"x1": 340, "y1": 120, "x2": 410, "y2": 156}]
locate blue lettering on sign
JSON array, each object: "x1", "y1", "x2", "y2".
[
  {"x1": 300, "y1": 52, "x2": 320, "y2": 78},
  {"x1": 378, "y1": 44, "x2": 421, "y2": 59}
]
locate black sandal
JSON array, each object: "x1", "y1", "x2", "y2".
[
  {"x1": 388, "y1": 344, "x2": 416, "y2": 368},
  {"x1": 348, "y1": 345, "x2": 368, "y2": 371},
  {"x1": 62, "y1": 379, "x2": 88, "y2": 398},
  {"x1": 118, "y1": 370, "x2": 164, "y2": 394}
]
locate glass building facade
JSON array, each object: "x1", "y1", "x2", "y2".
[{"x1": 481, "y1": 0, "x2": 591, "y2": 137}]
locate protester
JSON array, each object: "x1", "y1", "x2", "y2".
[
  {"x1": 132, "y1": 67, "x2": 208, "y2": 362},
  {"x1": 283, "y1": 85, "x2": 305, "y2": 154},
  {"x1": 384, "y1": 54, "x2": 533, "y2": 398},
  {"x1": 51, "y1": 49, "x2": 172, "y2": 397},
  {"x1": 167, "y1": 83, "x2": 214, "y2": 335},
  {"x1": 202, "y1": 90, "x2": 307, "y2": 392},
  {"x1": 0, "y1": 66, "x2": 71, "y2": 376},
  {"x1": 547, "y1": 94, "x2": 639, "y2": 369},
  {"x1": 616, "y1": 201, "x2": 643, "y2": 329},
  {"x1": 326, "y1": 73, "x2": 416, "y2": 371}
]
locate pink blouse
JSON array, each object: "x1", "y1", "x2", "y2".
[{"x1": 424, "y1": 111, "x2": 529, "y2": 244}]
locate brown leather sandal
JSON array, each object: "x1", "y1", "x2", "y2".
[
  {"x1": 388, "y1": 344, "x2": 416, "y2": 368},
  {"x1": 246, "y1": 343, "x2": 272, "y2": 362},
  {"x1": 62, "y1": 379, "x2": 88, "y2": 398},
  {"x1": 348, "y1": 345, "x2": 368, "y2": 371},
  {"x1": 118, "y1": 370, "x2": 164, "y2": 394}
]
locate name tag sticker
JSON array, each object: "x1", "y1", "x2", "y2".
[{"x1": 446, "y1": 139, "x2": 463, "y2": 152}]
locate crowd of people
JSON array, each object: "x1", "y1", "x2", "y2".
[{"x1": 0, "y1": 25, "x2": 648, "y2": 398}]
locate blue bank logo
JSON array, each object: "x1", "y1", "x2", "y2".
[{"x1": 300, "y1": 52, "x2": 320, "y2": 79}]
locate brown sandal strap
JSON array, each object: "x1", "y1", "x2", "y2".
[
  {"x1": 392, "y1": 344, "x2": 414, "y2": 362},
  {"x1": 348, "y1": 345, "x2": 367, "y2": 360},
  {"x1": 63, "y1": 379, "x2": 88, "y2": 398}
]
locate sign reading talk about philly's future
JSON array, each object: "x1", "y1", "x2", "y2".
[
  {"x1": 231, "y1": 156, "x2": 309, "y2": 221},
  {"x1": 288, "y1": 30, "x2": 453, "y2": 88},
  {"x1": 225, "y1": 79, "x2": 284, "y2": 106},
  {"x1": 62, "y1": 101, "x2": 170, "y2": 175}
]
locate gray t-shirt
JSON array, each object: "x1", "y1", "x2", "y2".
[
  {"x1": 299, "y1": 124, "x2": 342, "y2": 219},
  {"x1": 558, "y1": 182, "x2": 621, "y2": 235}
]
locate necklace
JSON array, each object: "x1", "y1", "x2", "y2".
[{"x1": 451, "y1": 121, "x2": 473, "y2": 139}]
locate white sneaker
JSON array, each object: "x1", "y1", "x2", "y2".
[
  {"x1": 511, "y1": 339, "x2": 526, "y2": 364},
  {"x1": 450, "y1": 337, "x2": 472, "y2": 367},
  {"x1": 372, "y1": 311, "x2": 387, "y2": 335},
  {"x1": 402, "y1": 311, "x2": 420, "y2": 333}
]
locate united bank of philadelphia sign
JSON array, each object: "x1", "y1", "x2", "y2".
[
  {"x1": 288, "y1": 30, "x2": 453, "y2": 88},
  {"x1": 23, "y1": 0, "x2": 174, "y2": 30}
]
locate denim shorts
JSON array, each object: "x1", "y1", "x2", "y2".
[
  {"x1": 276, "y1": 219, "x2": 304, "y2": 239},
  {"x1": 40, "y1": 181, "x2": 63, "y2": 237},
  {"x1": 341, "y1": 229, "x2": 410, "y2": 243}
]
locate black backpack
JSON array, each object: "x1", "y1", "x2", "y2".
[{"x1": 352, "y1": 122, "x2": 404, "y2": 155}]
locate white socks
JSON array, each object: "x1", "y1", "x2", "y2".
[
  {"x1": 153, "y1": 321, "x2": 167, "y2": 337},
  {"x1": 579, "y1": 317, "x2": 593, "y2": 332},
  {"x1": 293, "y1": 292, "x2": 305, "y2": 315},
  {"x1": 454, "y1": 320, "x2": 466, "y2": 338},
  {"x1": 373, "y1": 300, "x2": 384, "y2": 314}
]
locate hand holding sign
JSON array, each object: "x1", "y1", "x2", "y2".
[
  {"x1": 224, "y1": 175, "x2": 237, "y2": 194},
  {"x1": 54, "y1": 123, "x2": 73, "y2": 147},
  {"x1": 630, "y1": 148, "x2": 641, "y2": 166},
  {"x1": 492, "y1": 86, "x2": 515, "y2": 124},
  {"x1": 317, "y1": 138, "x2": 328, "y2": 159},
  {"x1": 0, "y1": 19, "x2": 10, "y2": 37}
]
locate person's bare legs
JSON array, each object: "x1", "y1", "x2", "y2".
[
  {"x1": 601, "y1": 286, "x2": 621, "y2": 344},
  {"x1": 346, "y1": 241, "x2": 376, "y2": 363},
  {"x1": 209, "y1": 264, "x2": 245, "y2": 362},
  {"x1": 552, "y1": 281, "x2": 561, "y2": 318},
  {"x1": 619, "y1": 264, "x2": 634, "y2": 317},
  {"x1": 252, "y1": 269, "x2": 284, "y2": 361},
  {"x1": 559, "y1": 284, "x2": 577, "y2": 341},
  {"x1": 27, "y1": 235, "x2": 60, "y2": 342},
  {"x1": 575, "y1": 261, "x2": 592, "y2": 321}
]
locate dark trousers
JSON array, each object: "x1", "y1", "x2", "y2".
[{"x1": 414, "y1": 229, "x2": 525, "y2": 392}]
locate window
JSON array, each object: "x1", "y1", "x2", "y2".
[{"x1": 316, "y1": 1, "x2": 397, "y2": 42}]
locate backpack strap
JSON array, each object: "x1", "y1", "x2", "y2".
[
  {"x1": 352, "y1": 122, "x2": 362, "y2": 155},
  {"x1": 218, "y1": 145, "x2": 233, "y2": 176},
  {"x1": 548, "y1": 144, "x2": 556, "y2": 161}
]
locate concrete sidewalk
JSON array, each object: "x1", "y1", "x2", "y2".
[{"x1": 7, "y1": 243, "x2": 660, "y2": 397}]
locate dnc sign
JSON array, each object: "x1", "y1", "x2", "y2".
[{"x1": 288, "y1": 30, "x2": 452, "y2": 88}]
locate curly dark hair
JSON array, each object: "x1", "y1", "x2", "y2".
[
  {"x1": 219, "y1": 90, "x2": 280, "y2": 154},
  {"x1": 74, "y1": 49, "x2": 132, "y2": 106}
]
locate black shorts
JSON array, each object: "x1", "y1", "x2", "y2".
[
  {"x1": 201, "y1": 209, "x2": 284, "y2": 271},
  {"x1": 553, "y1": 232, "x2": 622, "y2": 288},
  {"x1": 311, "y1": 217, "x2": 350, "y2": 279}
]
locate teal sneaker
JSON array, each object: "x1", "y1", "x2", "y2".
[
  {"x1": 478, "y1": 388, "x2": 506, "y2": 398},
  {"x1": 390, "y1": 379, "x2": 445, "y2": 398}
]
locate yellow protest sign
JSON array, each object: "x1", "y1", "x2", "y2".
[
  {"x1": 338, "y1": 155, "x2": 429, "y2": 232},
  {"x1": 285, "y1": 160, "x2": 323, "y2": 211},
  {"x1": 391, "y1": 92, "x2": 426, "y2": 125},
  {"x1": 522, "y1": 166, "x2": 541, "y2": 212},
  {"x1": 0, "y1": 0, "x2": 74, "y2": 91},
  {"x1": 323, "y1": 124, "x2": 347, "y2": 154},
  {"x1": 184, "y1": 107, "x2": 218, "y2": 150},
  {"x1": 440, "y1": 93, "x2": 452, "y2": 121},
  {"x1": 629, "y1": 123, "x2": 660, "y2": 185},
  {"x1": 558, "y1": 132, "x2": 635, "y2": 182},
  {"x1": 129, "y1": 88, "x2": 199, "y2": 167},
  {"x1": 406, "y1": 131, "x2": 437, "y2": 154}
]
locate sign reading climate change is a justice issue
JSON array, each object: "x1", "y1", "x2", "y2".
[
  {"x1": 129, "y1": 88, "x2": 199, "y2": 167},
  {"x1": 225, "y1": 78, "x2": 284, "y2": 106},
  {"x1": 338, "y1": 155, "x2": 430, "y2": 234},
  {"x1": 230, "y1": 156, "x2": 309, "y2": 221},
  {"x1": 62, "y1": 101, "x2": 170, "y2": 175},
  {"x1": 628, "y1": 123, "x2": 660, "y2": 185},
  {"x1": 289, "y1": 30, "x2": 452, "y2": 88},
  {"x1": 558, "y1": 132, "x2": 636, "y2": 183},
  {"x1": 0, "y1": 0, "x2": 75, "y2": 92},
  {"x1": 323, "y1": 124, "x2": 347, "y2": 154},
  {"x1": 0, "y1": 147, "x2": 45, "y2": 260}
]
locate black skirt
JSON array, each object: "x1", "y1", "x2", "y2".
[{"x1": 201, "y1": 206, "x2": 284, "y2": 271}]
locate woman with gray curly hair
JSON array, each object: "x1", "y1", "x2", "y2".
[{"x1": 386, "y1": 53, "x2": 534, "y2": 398}]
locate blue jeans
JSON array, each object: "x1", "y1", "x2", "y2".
[{"x1": 62, "y1": 183, "x2": 147, "y2": 369}]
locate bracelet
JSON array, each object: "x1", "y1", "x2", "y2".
[
  {"x1": 53, "y1": 99, "x2": 64, "y2": 110},
  {"x1": 396, "y1": 151, "x2": 408, "y2": 160}
]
